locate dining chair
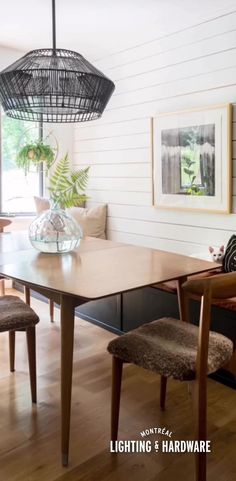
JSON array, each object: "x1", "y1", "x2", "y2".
[
  {"x1": 0, "y1": 295, "x2": 39, "y2": 403},
  {"x1": 107, "y1": 272, "x2": 235, "y2": 481},
  {"x1": 0, "y1": 220, "x2": 42, "y2": 372}
]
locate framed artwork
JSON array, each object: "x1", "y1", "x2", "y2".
[{"x1": 152, "y1": 104, "x2": 232, "y2": 213}]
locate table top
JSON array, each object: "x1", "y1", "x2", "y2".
[{"x1": 0, "y1": 232, "x2": 218, "y2": 301}]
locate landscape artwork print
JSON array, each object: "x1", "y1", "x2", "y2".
[
  {"x1": 152, "y1": 105, "x2": 231, "y2": 213},
  {"x1": 161, "y1": 123, "x2": 215, "y2": 196}
]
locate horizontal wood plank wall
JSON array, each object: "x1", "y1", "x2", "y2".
[{"x1": 73, "y1": 10, "x2": 236, "y2": 255}]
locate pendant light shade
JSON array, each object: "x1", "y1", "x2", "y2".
[
  {"x1": 0, "y1": 1, "x2": 115, "y2": 122},
  {"x1": 0, "y1": 48, "x2": 115, "y2": 122}
]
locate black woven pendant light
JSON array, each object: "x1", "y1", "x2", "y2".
[{"x1": 0, "y1": 0, "x2": 115, "y2": 123}]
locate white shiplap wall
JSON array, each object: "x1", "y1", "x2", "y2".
[{"x1": 73, "y1": 10, "x2": 236, "y2": 255}]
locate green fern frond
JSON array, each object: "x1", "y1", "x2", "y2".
[{"x1": 49, "y1": 154, "x2": 90, "y2": 208}]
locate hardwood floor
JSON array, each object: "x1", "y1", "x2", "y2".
[{"x1": 0, "y1": 289, "x2": 236, "y2": 480}]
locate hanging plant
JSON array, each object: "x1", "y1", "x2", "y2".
[
  {"x1": 16, "y1": 140, "x2": 56, "y2": 174},
  {"x1": 17, "y1": 135, "x2": 90, "y2": 208}
]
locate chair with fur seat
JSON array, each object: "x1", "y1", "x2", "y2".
[
  {"x1": 107, "y1": 272, "x2": 235, "y2": 481},
  {"x1": 0, "y1": 219, "x2": 39, "y2": 377},
  {"x1": 0, "y1": 295, "x2": 39, "y2": 403}
]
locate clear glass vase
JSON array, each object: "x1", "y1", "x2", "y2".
[{"x1": 29, "y1": 206, "x2": 83, "y2": 253}]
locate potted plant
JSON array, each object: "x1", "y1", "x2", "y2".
[
  {"x1": 28, "y1": 154, "x2": 90, "y2": 253},
  {"x1": 16, "y1": 139, "x2": 56, "y2": 174},
  {"x1": 16, "y1": 140, "x2": 90, "y2": 253}
]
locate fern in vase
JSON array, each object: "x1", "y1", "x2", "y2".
[
  {"x1": 48, "y1": 153, "x2": 89, "y2": 208},
  {"x1": 28, "y1": 154, "x2": 90, "y2": 253}
]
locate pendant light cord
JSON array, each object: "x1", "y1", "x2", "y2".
[{"x1": 52, "y1": 0, "x2": 56, "y2": 52}]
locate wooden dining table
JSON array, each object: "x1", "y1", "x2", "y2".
[{"x1": 0, "y1": 231, "x2": 218, "y2": 466}]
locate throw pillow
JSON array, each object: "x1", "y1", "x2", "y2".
[
  {"x1": 68, "y1": 205, "x2": 107, "y2": 239},
  {"x1": 34, "y1": 196, "x2": 50, "y2": 213}
]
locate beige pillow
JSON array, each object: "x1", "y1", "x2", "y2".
[
  {"x1": 34, "y1": 196, "x2": 50, "y2": 213},
  {"x1": 68, "y1": 205, "x2": 107, "y2": 239}
]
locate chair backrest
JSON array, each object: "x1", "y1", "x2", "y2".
[
  {"x1": 183, "y1": 271, "x2": 236, "y2": 300},
  {"x1": 181, "y1": 272, "x2": 236, "y2": 383}
]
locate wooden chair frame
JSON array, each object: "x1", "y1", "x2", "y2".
[{"x1": 111, "y1": 271, "x2": 236, "y2": 481}]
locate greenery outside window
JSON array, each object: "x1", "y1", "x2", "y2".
[{"x1": 0, "y1": 109, "x2": 42, "y2": 215}]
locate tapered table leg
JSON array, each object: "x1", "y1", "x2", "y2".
[
  {"x1": 60, "y1": 295, "x2": 75, "y2": 467},
  {"x1": 177, "y1": 276, "x2": 188, "y2": 322},
  {"x1": 49, "y1": 299, "x2": 54, "y2": 322},
  {"x1": 24, "y1": 286, "x2": 30, "y2": 305}
]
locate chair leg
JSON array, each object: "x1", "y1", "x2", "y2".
[
  {"x1": 0, "y1": 279, "x2": 5, "y2": 296},
  {"x1": 111, "y1": 356, "x2": 123, "y2": 442},
  {"x1": 191, "y1": 379, "x2": 207, "y2": 481},
  {"x1": 9, "y1": 330, "x2": 15, "y2": 372},
  {"x1": 26, "y1": 326, "x2": 37, "y2": 404},
  {"x1": 49, "y1": 299, "x2": 54, "y2": 322},
  {"x1": 160, "y1": 376, "x2": 167, "y2": 411}
]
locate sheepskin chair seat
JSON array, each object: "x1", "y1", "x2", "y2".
[
  {"x1": 0, "y1": 295, "x2": 39, "y2": 331},
  {"x1": 108, "y1": 318, "x2": 233, "y2": 381}
]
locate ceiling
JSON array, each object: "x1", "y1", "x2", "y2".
[{"x1": 0, "y1": 0, "x2": 235, "y2": 61}]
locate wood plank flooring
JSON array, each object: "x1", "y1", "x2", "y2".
[{"x1": 0, "y1": 289, "x2": 236, "y2": 480}]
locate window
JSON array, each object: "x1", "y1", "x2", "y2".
[{"x1": 0, "y1": 109, "x2": 43, "y2": 214}]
